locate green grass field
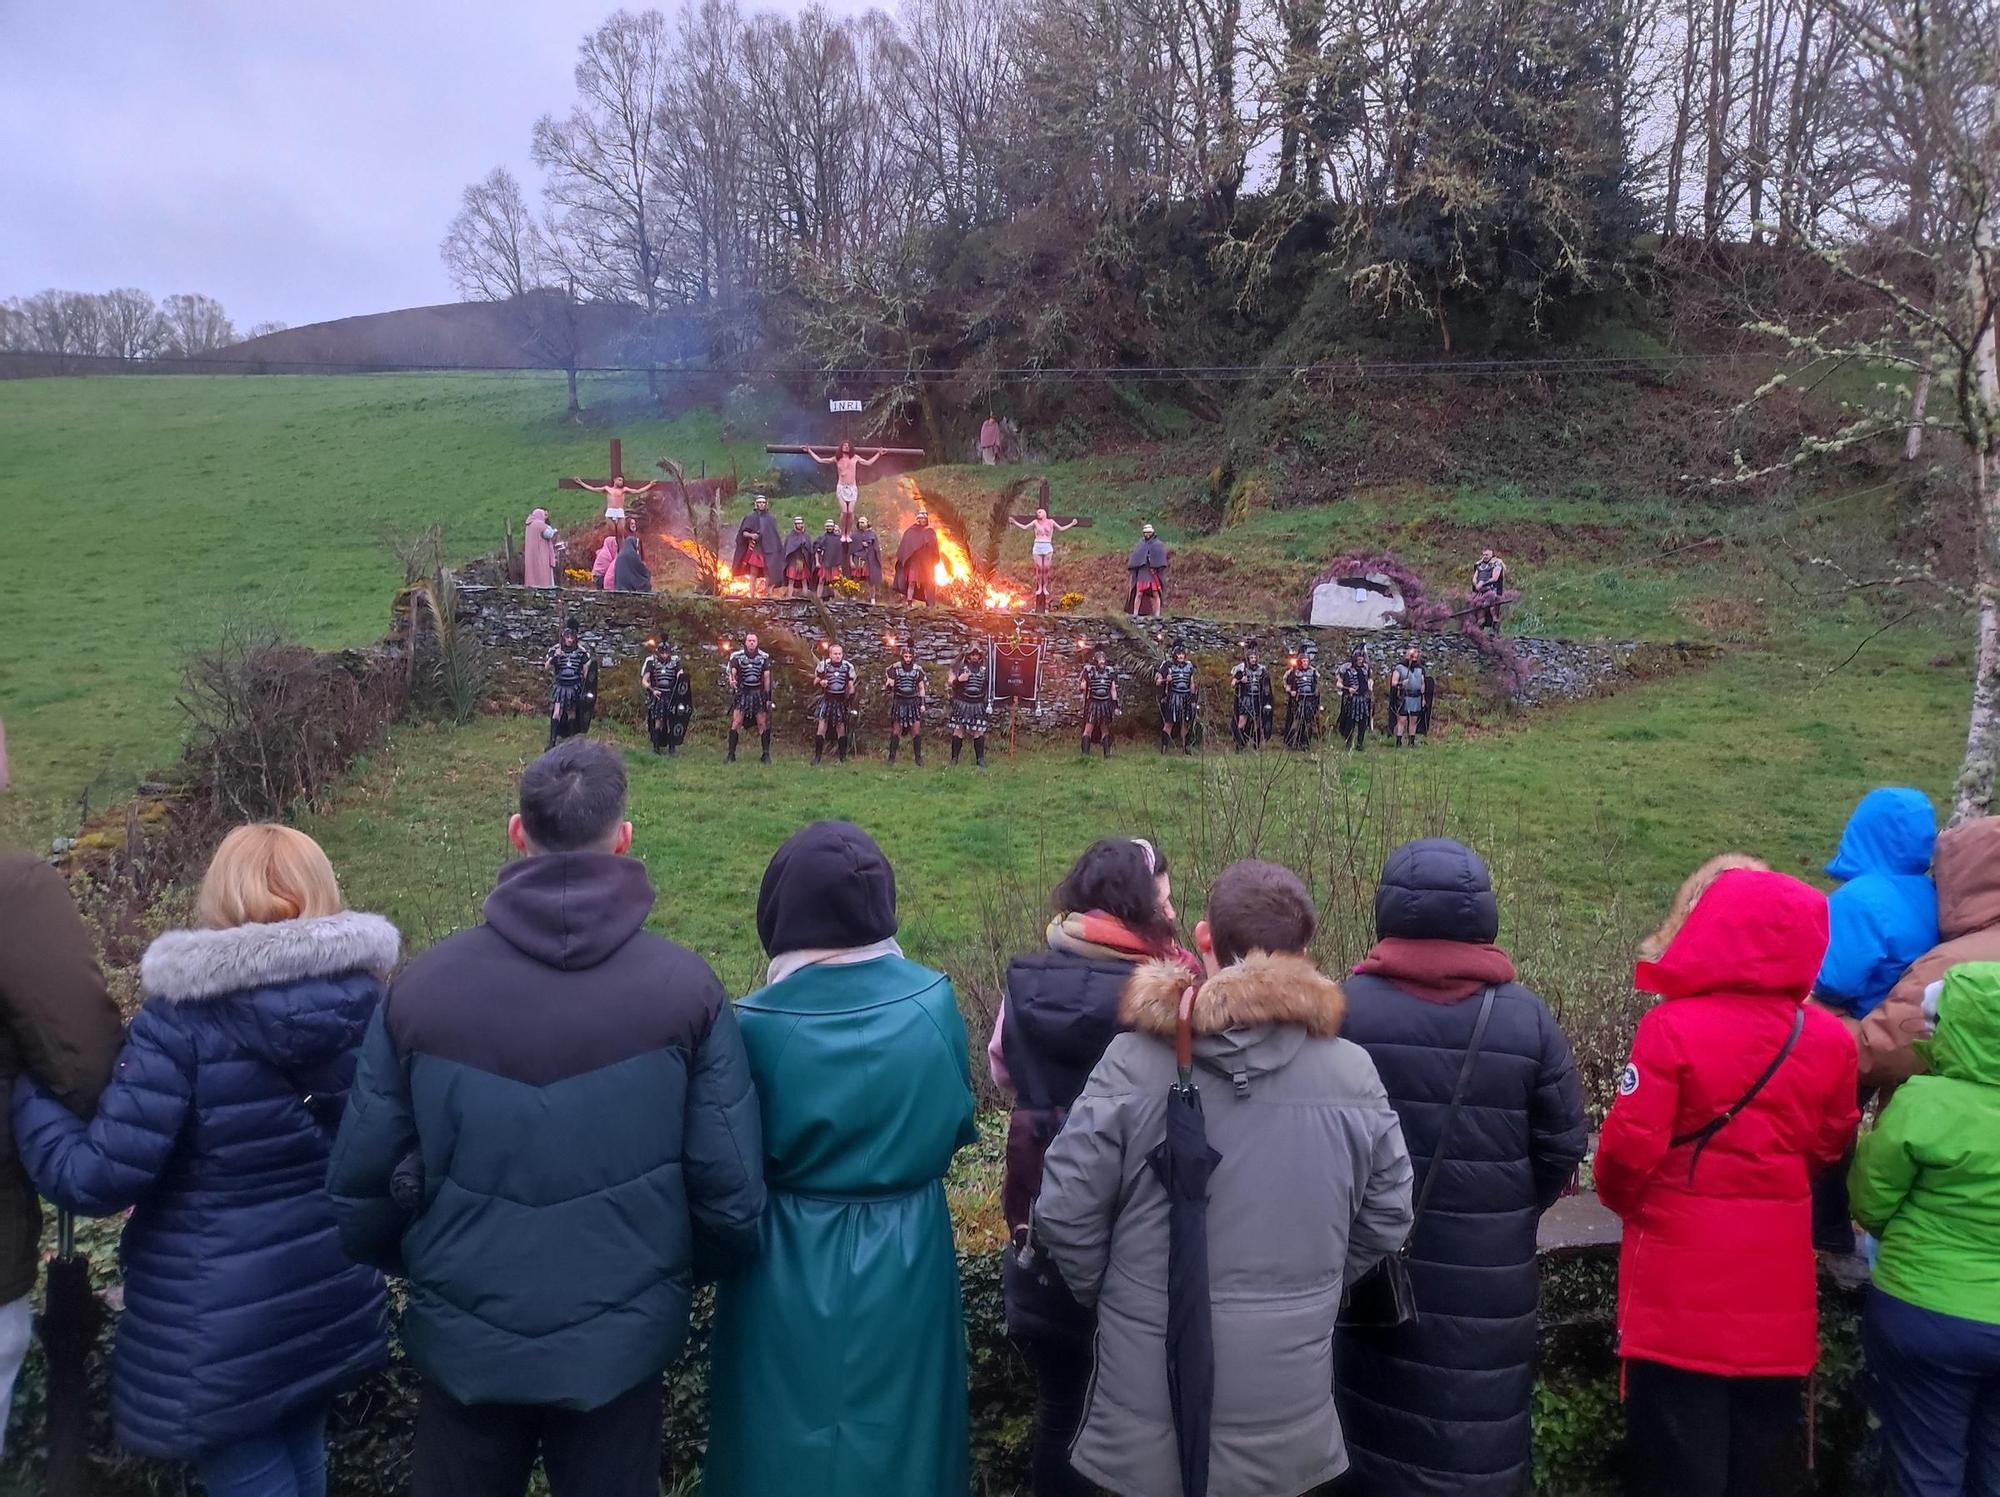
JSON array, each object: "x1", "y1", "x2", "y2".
[{"x1": 2, "y1": 370, "x2": 1869, "y2": 847}]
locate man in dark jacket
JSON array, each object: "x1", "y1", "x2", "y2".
[
  {"x1": 1332, "y1": 837, "x2": 1588, "y2": 1497},
  {"x1": 0, "y1": 720, "x2": 123, "y2": 1454},
  {"x1": 329, "y1": 739, "x2": 766, "y2": 1497}
]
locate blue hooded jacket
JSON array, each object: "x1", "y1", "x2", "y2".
[
  {"x1": 10, "y1": 912, "x2": 395, "y2": 1458},
  {"x1": 1819, "y1": 788, "x2": 1940, "y2": 1017}
]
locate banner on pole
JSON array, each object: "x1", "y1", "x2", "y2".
[{"x1": 992, "y1": 642, "x2": 1042, "y2": 705}]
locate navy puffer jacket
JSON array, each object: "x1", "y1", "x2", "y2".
[
  {"x1": 11, "y1": 912, "x2": 395, "y2": 1459},
  {"x1": 1332, "y1": 840, "x2": 1588, "y2": 1497}
]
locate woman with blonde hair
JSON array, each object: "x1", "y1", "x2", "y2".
[{"x1": 12, "y1": 825, "x2": 394, "y2": 1496}]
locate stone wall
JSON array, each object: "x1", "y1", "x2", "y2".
[{"x1": 444, "y1": 573, "x2": 1709, "y2": 736}]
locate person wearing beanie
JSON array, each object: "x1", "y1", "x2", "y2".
[
  {"x1": 706, "y1": 821, "x2": 979, "y2": 1497},
  {"x1": 1333, "y1": 838, "x2": 1588, "y2": 1497}
]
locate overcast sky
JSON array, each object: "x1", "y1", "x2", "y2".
[{"x1": 0, "y1": 0, "x2": 857, "y2": 331}]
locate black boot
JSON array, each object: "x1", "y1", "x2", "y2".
[
  {"x1": 974, "y1": 738, "x2": 986, "y2": 768},
  {"x1": 951, "y1": 738, "x2": 962, "y2": 765},
  {"x1": 889, "y1": 735, "x2": 900, "y2": 764},
  {"x1": 547, "y1": 723, "x2": 560, "y2": 750},
  {"x1": 760, "y1": 731, "x2": 772, "y2": 764},
  {"x1": 913, "y1": 736, "x2": 924, "y2": 766},
  {"x1": 1102, "y1": 736, "x2": 1112, "y2": 759},
  {"x1": 813, "y1": 737, "x2": 824, "y2": 765},
  {"x1": 726, "y1": 729, "x2": 738, "y2": 763},
  {"x1": 1159, "y1": 731, "x2": 1170, "y2": 755},
  {"x1": 1081, "y1": 737, "x2": 1092, "y2": 756},
  {"x1": 667, "y1": 741, "x2": 678, "y2": 757},
  {"x1": 837, "y1": 737, "x2": 848, "y2": 763}
]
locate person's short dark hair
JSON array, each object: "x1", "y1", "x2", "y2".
[
  {"x1": 519, "y1": 739, "x2": 628, "y2": 852},
  {"x1": 1052, "y1": 838, "x2": 1176, "y2": 953},
  {"x1": 1207, "y1": 859, "x2": 1317, "y2": 967}
]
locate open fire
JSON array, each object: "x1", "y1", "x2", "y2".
[
  {"x1": 898, "y1": 477, "x2": 1024, "y2": 610},
  {"x1": 659, "y1": 534, "x2": 752, "y2": 596}
]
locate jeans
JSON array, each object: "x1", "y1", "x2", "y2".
[
  {"x1": 192, "y1": 1406, "x2": 328, "y2": 1497},
  {"x1": 1864, "y1": 1286, "x2": 2000, "y2": 1496},
  {"x1": 0, "y1": 1294, "x2": 29, "y2": 1462},
  {"x1": 1015, "y1": 1334, "x2": 1095, "y2": 1497}
]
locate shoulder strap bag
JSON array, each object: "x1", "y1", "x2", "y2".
[
  {"x1": 1339, "y1": 985, "x2": 1498, "y2": 1330},
  {"x1": 1668, "y1": 1006, "x2": 1805, "y2": 1184}
]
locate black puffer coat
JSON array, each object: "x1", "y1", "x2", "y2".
[{"x1": 1332, "y1": 839, "x2": 1589, "y2": 1497}]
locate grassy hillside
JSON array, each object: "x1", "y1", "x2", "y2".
[{"x1": 0, "y1": 372, "x2": 765, "y2": 844}]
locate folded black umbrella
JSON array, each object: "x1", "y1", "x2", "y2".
[
  {"x1": 1146, "y1": 985, "x2": 1221, "y2": 1497},
  {"x1": 41, "y1": 1209, "x2": 100, "y2": 1497}
]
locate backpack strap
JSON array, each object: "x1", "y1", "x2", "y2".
[
  {"x1": 1668, "y1": 1005, "x2": 1806, "y2": 1183},
  {"x1": 1401, "y1": 986, "x2": 1498, "y2": 1257}
]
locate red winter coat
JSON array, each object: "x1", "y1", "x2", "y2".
[{"x1": 1596, "y1": 868, "x2": 1859, "y2": 1377}]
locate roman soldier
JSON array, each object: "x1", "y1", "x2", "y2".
[
  {"x1": 780, "y1": 516, "x2": 816, "y2": 599},
  {"x1": 1080, "y1": 647, "x2": 1119, "y2": 759},
  {"x1": 812, "y1": 644, "x2": 859, "y2": 764},
  {"x1": 1336, "y1": 643, "x2": 1373, "y2": 752},
  {"x1": 732, "y1": 496, "x2": 784, "y2": 599},
  {"x1": 894, "y1": 510, "x2": 941, "y2": 606},
  {"x1": 641, "y1": 637, "x2": 693, "y2": 756},
  {"x1": 1125, "y1": 524, "x2": 1170, "y2": 618},
  {"x1": 813, "y1": 520, "x2": 847, "y2": 599},
  {"x1": 948, "y1": 645, "x2": 992, "y2": 767},
  {"x1": 847, "y1": 516, "x2": 885, "y2": 602},
  {"x1": 726, "y1": 631, "x2": 777, "y2": 763},
  {"x1": 1390, "y1": 645, "x2": 1435, "y2": 747},
  {"x1": 1154, "y1": 643, "x2": 1198, "y2": 755},
  {"x1": 1282, "y1": 645, "x2": 1322, "y2": 750},
  {"x1": 544, "y1": 622, "x2": 597, "y2": 750},
  {"x1": 884, "y1": 644, "x2": 929, "y2": 765},
  {"x1": 1472, "y1": 548, "x2": 1508, "y2": 629},
  {"x1": 1231, "y1": 646, "x2": 1274, "y2": 750}
]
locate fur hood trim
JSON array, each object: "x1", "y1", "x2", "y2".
[
  {"x1": 1121, "y1": 952, "x2": 1345, "y2": 1038},
  {"x1": 143, "y1": 912, "x2": 401, "y2": 1004}
]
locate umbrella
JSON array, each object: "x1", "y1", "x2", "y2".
[
  {"x1": 1145, "y1": 984, "x2": 1221, "y2": 1497},
  {"x1": 40, "y1": 1208, "x2": 101, "y2": 1497}
]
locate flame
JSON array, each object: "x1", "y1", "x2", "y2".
[
  {"x1": 895, "y1": 477, "x2": 1024, "y2": 610},
  {"x1": 660, "y1": 534, "x2": 752, "y2": 596}
]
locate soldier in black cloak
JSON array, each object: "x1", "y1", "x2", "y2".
[
  {"x1": 1282, "y1": 645, "x2": 1323, "y2": 750},
  {"x1": 847, "y1": 516, "x2": 885, "y2": 602},
  {"x1": 1125, "y1": 524, "x2": 1170, "y2": 617},
  {"x1": 544, "y1": 621, "x2": 597, "y2": 750},
  {"x1": 1154, "y1": 642, "x2": 1199, "y2": 755},
  {"x1": 894, "y1": 511, "x2": 941, "y2": 605},
  {"x1": 1336, "y1": 643, "x2": 1374, "y2": 752},
  {"x1": 813, "y1": 520, "x2": 847, "y2": 600},
  {"x1": 812, "y1": 643, "x2": 859, "y2": 764},
  {"x1": 947, "y1": 645, "x2": 992, "y2": 768},
  {"x1": 884, "y1": 644, "x2": 929, "y2": 765},
  {"x1": 779, "y1": 516, "x2": 816, "y2": 599},
  {"x1": 1079, "y1": 646, "x2": 1120, "y2": 759},
  {"x1": 725, "y1": 630, "x2": 777, "y2": 763},
  {"x1": 1231, "y1": 645, "x2": 1274, "y2": 750},
  {"x1": 641, "y1": 637, "x2": 693, "y2": 755},
  {"x1": 731, "y1": 496, "x2": 784, "y2": 599}
]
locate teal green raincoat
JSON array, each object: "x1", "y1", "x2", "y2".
[{"x1": 705, "y1": 954, "x2": 979, "y2": 1496}]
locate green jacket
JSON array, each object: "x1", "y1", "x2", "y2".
[
  {"x1": 705, "y1": 955, "x2": 979, "y2": 1497},
  {"x1": 1851, "y1": 961, "x2": 2000, "y2": 1324}
]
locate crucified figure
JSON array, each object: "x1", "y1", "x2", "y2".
[
  {"x1": 802, "y1": 441, "x2": 885, "y2": 536},
  {"x1": 568, "y1": 475, "x2": 659, "y2": 522},
  {"x1": 1009, "y1": 507, "x2": 1081, "y2": 611}
]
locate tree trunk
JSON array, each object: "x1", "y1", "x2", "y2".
[
  {"x1": 566, "y1": 365, "x2": 581, "y2": 416},
  {"x1": 1905, "y1": 366, "x2": 1933, "y2": 461},
  {"x1": 1953, "y1": 178, "x2": 2000, "y2": 825}
]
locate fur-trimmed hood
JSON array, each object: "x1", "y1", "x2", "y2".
[
  {"x1": 1121, "y1": 952, "x2": 1345, "y2": 1039},
  {"x1": 142, "y1": 911, "x2": 401, "y2": 1004}
]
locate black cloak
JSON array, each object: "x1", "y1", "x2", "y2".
[
  {"x1": 813, "y1": 528, "x2": 847, "y2": 580},
  {"x1": 847, "y1": 529, "x2": 884, "y2": 586},
  {"x1": 611, "y1": 536, "x2": 652, "y2": 593},
  {"x1": 732, "y1": 508, "x2": 784, "y2": 572},
  {"x1": 1125, "y1": 536, "x2": 1170, "y2": 611},
  {"x1": 780, "y1": 526, "x2": 816, "y2": 578},
  {"x1": 894, "y1": 521, "x2": 941, "y2": 596}
]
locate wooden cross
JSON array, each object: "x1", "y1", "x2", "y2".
[
  {"x1": 560, "y1": 438, "x2": 662, "y2": 522},
  {"x1": 764, "y1": 444, "x2": 926, "y2": 458},
  {"x1": 1008, "y1": 514, "x2": 1095, "y2": 527}
]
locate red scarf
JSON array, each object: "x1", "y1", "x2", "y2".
[
  {"x1": 1055, "y1": 911, "x2": 1202, "y2": 978},
  {"x1": 1352, "y1": 937, "x2": 1516, "y2": 1003}
]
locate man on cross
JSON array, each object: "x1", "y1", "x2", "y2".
[
  {"x1": 803, "y1": 441, "x2": 884, "y2": 536},
  {"x1": 1010, "y1": 507, "x2": 1081, "y2": 612},
  {"x1": 568, "y1": 474, "x2": 659, "y2": 523}
]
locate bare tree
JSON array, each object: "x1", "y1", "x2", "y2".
[
  {"x1": 246, "y1": 320, "x2": 290, "y2": 339},
  {"x1": 159, "y1": 293, "x2": 237, "y2": 356},
  {"x1": 98, "y1": 288, "x2": 167, "y2": 360}
]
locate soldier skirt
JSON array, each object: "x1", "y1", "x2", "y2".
[
  {"x1": 1085, "y1": 697, "x2": 1118, "y2": 728},
  {"x1": 949, "y1": 699, "x2": 989, "y2": 734},
  {"x1": 891, "y1": 697, "x2": 925, "y2": 730},
  {"x1": 816, "y1": 696, "x2": 853, "y2": 730},
  {"x1": 1163, "y1": 690, "x2": 1197, "y2": 727},
  {"x1": 735, "y1": 687, "x2": 771, "y2": 719}
]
